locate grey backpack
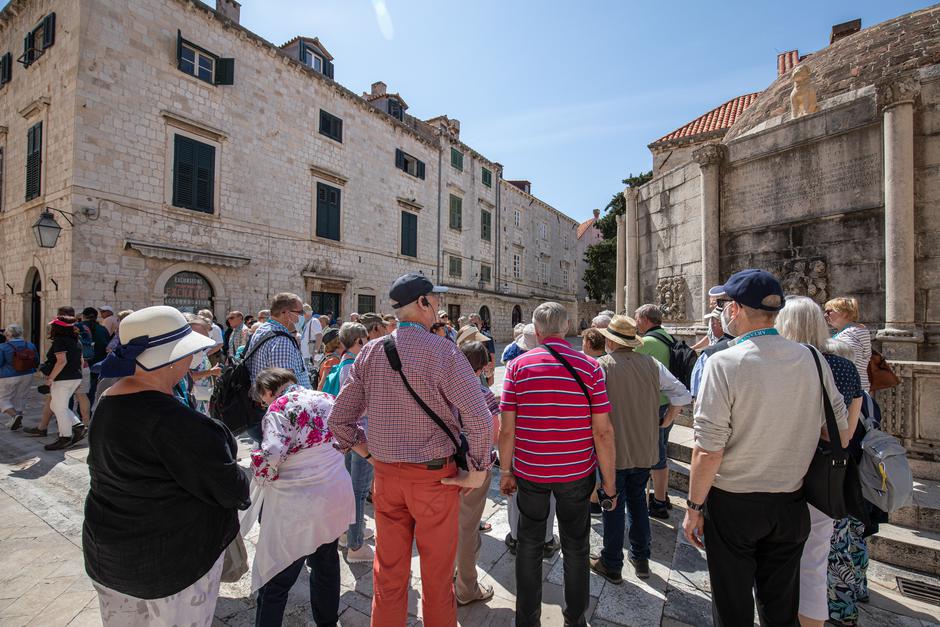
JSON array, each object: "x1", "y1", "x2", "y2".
[{"x1": 857, "y1": 396, "x2": 913, "y2": 513}]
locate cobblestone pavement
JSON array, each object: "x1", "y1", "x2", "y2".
[{"x1": 1, "y1": 360, "x2": 939, "y2": 625}]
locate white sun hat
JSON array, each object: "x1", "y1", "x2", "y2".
[{"x1": 99, "y1": 306, "x2": 216, "y2": 376}]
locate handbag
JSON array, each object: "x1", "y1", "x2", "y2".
[
  {"x1": 868, "y1": 349, "x2": 901, "y2": 392},
  {"x1": 382, "y1": 336, "x2": 470, "y2": 471},
  {"x1": 220, "y1": 534, "x2": 248, "y2": 583},
  {"x1": 803, "y1": 346, "x2": 866, "y2": 520}
]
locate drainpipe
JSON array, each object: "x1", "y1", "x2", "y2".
[{"x1": 436, "y1": 134, "x2": 443, "y2": 281}]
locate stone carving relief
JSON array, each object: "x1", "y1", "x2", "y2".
[
  {"x1": 789, "y1": 65, "x2": 818, "y2": 118},
  {"x1": 876, "y1": 77, "x2": 919, "y2": 109},
  {"x1": 692, "y1": 143, "x2": 724, "y2": 168},
  {"x1": 780, "y1": 257, "x2": 828, "y2": 303},
  {"x1": 657, "y1": 276, "x2": 687, "y2": 321}
]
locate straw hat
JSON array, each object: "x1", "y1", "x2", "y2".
[
  {"x1": 514, "y1": 323, "x2": 537, "y2": 351},
  {"x1": 113, "y1": 306, "x2": 216, "y2": 372},
  {"x1": 456, "y1": 325, "x2": 489, "y2": 346},
  {"x1": 597, "y1": 315, "x2": 643, "y2": 349}
]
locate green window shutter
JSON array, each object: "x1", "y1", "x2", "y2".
[
  {"x1": 481, "y1": 209, "x2": 491, "y2": 241},
  {"x1": 482, "y1": 167, "x2": 492, "y2": 187},
  {"x1": 323, "y1": 59, "x2": 334, "y2": 79},
  {"x1": 172, "y1": 135, "x2": 195, "y2": 209},
  {"x1": 22, "y1": 32, "x2": 33, "y2": 67},
  {"x1": 215, "y1": 58, "x2": 235, "y2": 85},
  {"x1": 395, "y1": 148, "x2": 405, "y2": 171},
  {"x1": 176, "y1": 30, "x2": 183, "y2": 71},
  {"x1": 451, "y1": 148, "x2": 463, "y2": 171},
  {"x1": 316, "y1": 183, "x2": 341, "y2": 240},
  {"x1": 401, "y1": 211, "x2": 417, "y2": 257},
  {"x1": 41, "y1": 13, "x2": 55, "y2": 50},
  {"x1": 0, "y1": 53, "x2": 10, "y2": 85},
  {"x1": 449, "y1": 195, "x2": 462, "y2": 230},
  {"x1": 194, "y1": 142, "x2": 215, "y2": 213},
  {"x1": 416, "y1": 159, "x2": 425, "y2": 180},
  {"x1": 25, "y1": 122, "x2": 42, "y2": 200},
  {"x1": 319, "y1": 111, "x2": 342, "y2": 142}
]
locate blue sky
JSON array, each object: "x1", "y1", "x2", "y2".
[{"x1": 214, "y1": 0, "x2": 932, "y2": 224}]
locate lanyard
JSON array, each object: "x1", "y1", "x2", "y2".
[
  {"x1": 397, "y1": 321, "x2": 425, "y2": 330},
  {"x1": 732, "y1": 327, "x2": 779, "y2": 346}
]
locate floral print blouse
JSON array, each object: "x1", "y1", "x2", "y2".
[{"x1": 250, "y1": 384, "x2": 334, "y2": 483}]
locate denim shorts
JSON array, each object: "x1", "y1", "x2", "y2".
[{"x1": 652, "y1": 405, "x2": 671, "y2": 470}]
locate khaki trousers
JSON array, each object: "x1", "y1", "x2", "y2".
[{"x1": 455, "y1": 469, "x2": 491, "y2": 600}]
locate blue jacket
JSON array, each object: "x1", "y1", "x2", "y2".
[{"x1": 0, "y1": 339, "x2": 39, "y2": 378}]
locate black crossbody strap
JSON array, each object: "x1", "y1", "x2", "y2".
[
  {"x1": 806, "y1": 345, "x2": 846, "y2": 458},
  {"x1": 542, "y1": 344, "x2": 592, "y2": 409},
  {"x1": 244, "y1": 331, "x2": 295, "y2": 364},
  {"x1": 382, "y1": 336, "x2": 461, "y2": 449}
]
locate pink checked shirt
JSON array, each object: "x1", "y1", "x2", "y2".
[{"x1": 330, "y1": 322, "x2": 494, "y2": 471}]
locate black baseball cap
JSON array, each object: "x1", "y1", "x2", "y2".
[
  {"x1": 710, "y1": 269, "x2": 785, "y2": 312},
  {"x1": 389, "y1": 272, "x2": 448, "y2": 309},
  {"x1": 81, "y1": 307, "x2": 98, "y2": 317}
]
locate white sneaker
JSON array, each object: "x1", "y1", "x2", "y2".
[
  {"x1": 346, "y1": 544, "x2": 374, "y2": 563},
  {"x1": 339, "y1": 527, "x2": 375, "y2": 548}
]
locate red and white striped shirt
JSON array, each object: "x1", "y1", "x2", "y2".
[{"x1": 500, "y1": 337, "x2": 610, "y2": 483}]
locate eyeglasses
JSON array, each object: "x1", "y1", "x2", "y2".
[
  {"x1": 824, "y1": 310, "x2": 834, "y2": 316},
  {"x1": 289, "y1": 309, "x2": 304, "y2": 315}
]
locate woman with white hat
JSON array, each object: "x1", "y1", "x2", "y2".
[
  {"x1": 83, "y1": 306, "x2": 250, "y2": 626},
  {"x1": 500, "y1": 323, "x2": 536, "y2": 364}
]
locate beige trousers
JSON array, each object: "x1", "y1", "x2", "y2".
[{"x1": 455, "y1": 469, "x2": 491, "y2": 600}]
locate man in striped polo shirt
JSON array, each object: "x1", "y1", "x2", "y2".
[{"x1": 499, "y1": 301, "x2": 617, "y2": 627}]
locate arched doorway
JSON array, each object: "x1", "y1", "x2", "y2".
[
  {"x1": 511, "y1": 305, "x2": 522, "y2": 327},
  {"x1": 29, "y1": 271, "x2": 42, "y2": 347},
  {"x1": 478, "y1": 306, "x2": 491, "y2": 332},
  {"x1": 164, "y1": 271, "x2": 214, "y2": 313}
]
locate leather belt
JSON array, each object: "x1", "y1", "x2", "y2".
[{"x1": 423, "y1": 456, "x2": 454, "y2": 470}]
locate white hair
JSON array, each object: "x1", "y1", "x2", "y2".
[
  {"x1": 533, "y1": 302, "x2": 568, "y2": 337},
  {"x1": 6, "y1": 323, "x2": 23, "y2": 338},
  {"x1": 591, "y1": 314, "x2": 611, "y2": 328},
  {"x1": 775, "y1": 296, "x2": 832, "y2": 352}
]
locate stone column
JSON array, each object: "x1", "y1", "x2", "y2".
[
  {"x1": 623, "y1": 187, "x2": 639, "y2": 314},
  {"x1": 615, "y1": 214, "x2": 626, "y2": 313},
  {"x1": 693, "y1": 144, "x2": 724, "y2": 319},
  {"x1": 876, "y1": 79, "x2": 922, "y2": 360}
]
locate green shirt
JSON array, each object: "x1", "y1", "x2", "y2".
[{"x1": 636, "y1": 327, "x2": 672, "y2": 406}]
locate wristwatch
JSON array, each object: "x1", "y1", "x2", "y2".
[{"x1": 686, "y1": 499, "x2": 705, "y2": 512}]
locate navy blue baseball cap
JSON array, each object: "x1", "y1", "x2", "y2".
[
  {"x1": 710, "y1": 269, "x2": 785, "y2": 312},
  {"x1": 389, "y1": 272, "x2": 448, "y2": 309}
]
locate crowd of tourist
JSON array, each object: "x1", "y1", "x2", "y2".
[{"x1": 0, "y1": 265, "x2": 890, "y2": 626}]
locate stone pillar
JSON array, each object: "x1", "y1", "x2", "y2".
[
  {"x1": 693, "y1": 144, "x2": 724, "y2": 319},
  {"x1": 876, "y1": 79, "x2": 923, "y2": 360},
  {"x1": 623, "y1": 187, "x2": 640, "y2": 314},
  {"x1": 615, "y1": 214, "x2": 626, "y2": 313}
]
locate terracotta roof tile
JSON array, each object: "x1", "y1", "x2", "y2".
[
  {"x1": 650, "y1": 92, "x2": 760, "y2": 146},
  {"x1": 577, "y1": 217, "x2": 597, "y2": 239}
]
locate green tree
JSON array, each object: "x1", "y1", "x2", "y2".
[{"x1": 581, "y1": 171, "x2": 652, "y2": 302}]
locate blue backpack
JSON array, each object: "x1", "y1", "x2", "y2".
[
  {"x1": 77, "y1": 324, "x2": 95, "y2": 360},
  {"x1": 322, "y1": 356, "x2": 355, "y2": 396}
]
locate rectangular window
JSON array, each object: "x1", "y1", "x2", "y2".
[
  {"x1": 300, "y1": 43, "x2": 333, "y2": 78},
  {"x1": 514, "y1": 209, "x2": 521, "y2": 227},
  {"x1": 387, "y1": 99, "x2": 403, "y2": 121},
  {"x1": 357, "y1": 294, "x2": 376, "y2": 314},
  {"x1": 481, "y1": 167, "x2": 492, "y2": 188},
  {"x1": 562, "y1": 266, "x2": 569, "y2": 286},
  {"x1": 512, "y1": 253, "x2": 521, "y2": 279},
  {"x1": 400, "y1": 210, "x2": 417, "y2": 257},
  {"x1": 319, "y1": 110, "x2": 343, "y2": 143},
  {"x1": 449, "y1": 255, "x2": 462, "y2": 278},
  {"x1": 395, "y1": 149, "x2": 425, "y2": 179},
  {"x1": 311, "y1": 291, "x2": 341, "y2": 319},
  {"x1": 25, "y1": 122, "x2": 42, "y2": 201},
  {"x1": 172, "y1": 134, "x2": 215, "y2": 213},
  {"x1": 176, "y1": 31, "x2": 234, "y2": 85},
  {"x1": 539, "y1": 260, "x2": 548, "y2": 284},
  {"x1": 316, "y1": 182, "x2": 341, "y2": 240},
  {"x1": 480, "y1": 209, "x2": 492, "y2": 242},
  {"x1": 21, "y1": 13, "x2": 54, "y2": 68},
  {"x1": 0, "y1": 53, "x2": 11, "y2": 86},
  {"x1": 0, "y1": 147, "x2": 5, "y2": 210},
  {"x1": 449, "y1": 194, "x2": 462, "y2": 230},
  {"x1": 305, "y1": 49, "x2": 323, "y2": 73},
  {"x1": 450, "y1": 147, "x2": 463, "y2": 171},
  {"x1": 448, "y1": 304, "x2": 461, "y2": 321},
  {"x1": 480, "y1": 264, "x2": 492, "y2": 283},
  {"x1": 539, "y1": 222, "x2": 547, "y2": 239}
]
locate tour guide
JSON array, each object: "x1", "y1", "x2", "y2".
[
  {"x1": 331, "y1": 272, "x2": 493, "y2": 626},
  {"x1": 682, "y1": 269, "x2": 848, "y2": 626}
]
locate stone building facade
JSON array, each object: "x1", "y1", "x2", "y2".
[{"x1": 0, "y1": 0, "x2": 579, "y2": 347}]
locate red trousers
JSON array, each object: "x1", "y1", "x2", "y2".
[{"x1": 371, "y1": 460, "x2": 460, "y2": 627}]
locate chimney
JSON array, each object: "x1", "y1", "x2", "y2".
[
  {"x1": 777, "y1": 50, "x2": 799, "y2": 77},
  {"x1": 216, "y1": 0, "x2": 240, "y2": 24},
  {"x1": 508, "y1": 180, "x2": 532, "y2": 195},
  {"x1": 449, "y1": 119, "x2": 460, "y2": 139},
  {"x1": 830, "y1": 19, "x2": 861, "y2": 44},
  {"x1": 593, "y1": 208, "x2": 600, "y2": 219},
  {"x1": 371, "y1": 81, "x2": 387, "y2": 97}
]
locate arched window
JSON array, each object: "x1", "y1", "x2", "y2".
[
  {"x1": 164, "y1": 271, "x2": 214, "y2": 313},
  {"x1": 511, "y1": 305, "x2": 523, "y2": 327},
  {"x1": 478, "y1": 306, "x2": 491, "y2": 332}
]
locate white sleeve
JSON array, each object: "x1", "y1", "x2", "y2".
[{"x1": 657, "y1": 361, "x2": 692, "y2": 406}]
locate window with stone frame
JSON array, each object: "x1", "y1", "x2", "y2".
[
  {"x1": 176, "y1": 31, "x2": 234, "y2": 85},
  {"x1": 562, "y1": 264, "x2": 569, "y2": 287},
  {"x1": 0, "y1": 53, "x2": 11, "y2": 86},
  {"x1": 448, "y1": 255, "x2": 462, "y2": 278},
  {"x1": 538, "y1": 259, "x2": 548, "y2": 284},
  {"x1": 172, "y1": 134, "x2": 215, "y2": 213},
  {"x1": 514, "y1": 209, "x2": 521, "y2": 227},
  {"x1": 481, "y1": 167, "x2": 492, "y2": 188},
  {"x1": 481, "y1": 209, "x2": 492, "y2": 242},
  {"x1": 449, "y1": 194, "x2": 462, "y2": 230},
  {"x1": 538, "y1": 222, "x2": 547, "y2": 240},
  {"x1": 480, "y1": 264, "x2": 492, "y2": 284},
  {"x1": 319, "y1": 110, "x2": 342, "y2": 143},
  {"x1": 400, "y1": 210, "x2": 417, "y2": 257},
  {"x1": 512, "y1": 253, "x2": 522, "y2": 279},
  {"x1": 448, "y1": 304, "x2": 461, "y2": 321},
  {"x1": 395, "y1": 149, "x2": 425, "y2": 179},
  {"x1": 357, "y1": 294, "x2": 376, "y2": 314},
  {"x1": 20, "y1": 13, "x2": 54, "y2": 68},
  {"x1": 316, "y1": 182, "x2": 341, "y2": 240},
  {"x1": 450, "y1": 147, "x2": 463, "y2": 171},
  {"x1": 25, "y1": 122, "x2": 42, "y2": 201}
]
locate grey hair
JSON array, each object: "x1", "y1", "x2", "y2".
[
  {"x1": 598, "y1": 310, "x2": 615, "y2": 317},
  {"x1": 513, "y1": 323, "x2": 526, "y2": 337},
  {"x1": 6, "y1": 323, "x2": 23, "y2": 338},
  {"x1": 635, "y1": 304, "x2": 662, "y2": 326},
  {"x1": 183, "y1": 312, "x2": 211, "y2": 331},
  {"x1": 338, "y1": 322, "x2": 367, "y2": 349},
  {"x1": 774, "y1": 296, "x2": 830, "y2": 351},
  {"x1": 591, "y1": 314, "x2": 611, "y2": 327},
  {"x1": 826, "y1": 339, "x2": 855, "y2": 360},
  {"x1": 533, "y1": 301, "x2": 568, "y2": 337}
]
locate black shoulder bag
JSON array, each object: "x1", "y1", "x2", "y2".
[
  {"x1": 542, "y1": 344, "x2": 593, "y2": 409},
  {"x1": 803, "y1": 345, "x2": 865, "y2": 520},
  {"x1": 383, "y1": 336, "x2": 470, "y2": 471}
]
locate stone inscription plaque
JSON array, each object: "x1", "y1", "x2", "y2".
[{"x1": 722, "y1": 126, "x2": 883, "y2": 232}]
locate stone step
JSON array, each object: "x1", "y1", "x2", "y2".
[{"x1": 869, "y1": 523, "x2": 940, "y2": 577}]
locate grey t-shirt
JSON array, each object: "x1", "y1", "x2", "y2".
[{"x1": 694, "y1": 334, "x2": 848, "y2": 494}]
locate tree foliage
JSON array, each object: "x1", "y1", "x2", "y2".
[{"x1": 581, "y1": 171, "x2": 653, "y2": 302}]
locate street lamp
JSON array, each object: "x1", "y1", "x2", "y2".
[{"x1": 32, "y1": 210, "x2": 63, "y2": 248}]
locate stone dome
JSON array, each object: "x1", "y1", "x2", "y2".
[{"x1": 724, "y1": 5, "x2": 940, "y2": 141}]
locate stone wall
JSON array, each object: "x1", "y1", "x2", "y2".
[
  {"x1": 915, "y1": 67, "x2": 940, "y2": 360},
  {"x1": 635, "y1": 161, "x2": 702, "y2": 322}
]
